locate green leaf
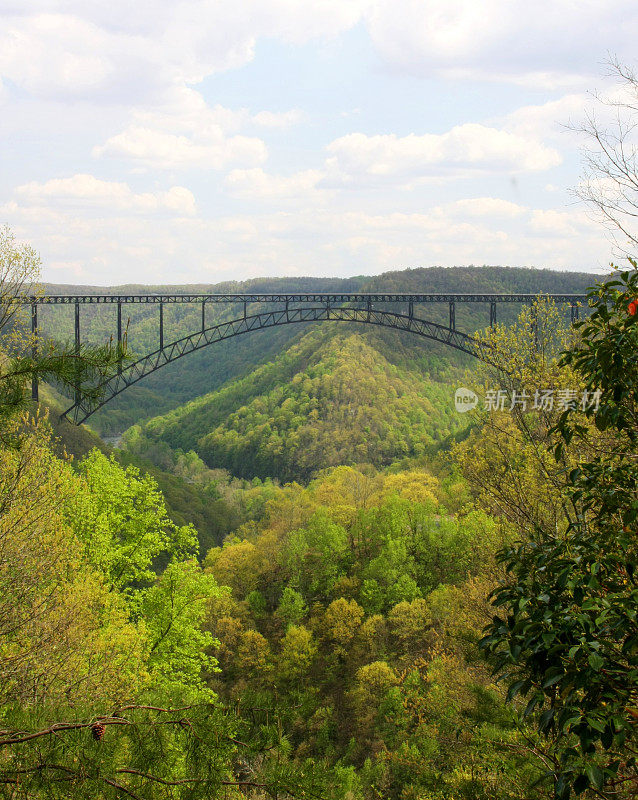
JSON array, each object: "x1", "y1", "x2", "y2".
[
  {"x1": 573, "y1": 773, "x2": 589, "y2": 795},
  {"x1": 585, "y1": 764, "x2": 604, "y2": 791},
  {"x1": 542, "y1": 672, "x2": 564, "y2": 689}
]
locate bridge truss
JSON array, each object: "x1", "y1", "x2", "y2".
[{"x1": 22, "y1": 292, "x2": 588, "y2": 424}]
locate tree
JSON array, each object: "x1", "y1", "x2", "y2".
[
  {"x1": 0, "y1": 224, "x2": 39, "y2": 331},
  {"x1": 453, "y1": 298, "x2": 580, "y2": 540},
  {"x1": 277, "y1": 586, "x2": 308, "y2": 628},
  {"x1": 278, "y1": 625, "x2": 317, "y2": 682},
  {"x1": 235, "y1": 629, "x2": 272, "y2": 679},
  {"x1": 387, "y1": 599, "x2": 432, "y2": 660},
  {"x1": 141, "y1": 559, "x2": 220, "y2": 703},
  {"x1": 350, "y1": 661, "x2": 399, "y2": 733},
  {"x1": 320, "y1": 597, "x2": 364, "y2": 655},
  {"x1": 0, "y1": 225, "x2": 126, "y2": 429},
  {"x1": 481, "y1": 270, "x2": 638, "y2": 799},
  {"x1": 0, "y1": 414, "x2": 147, "y2": 709},
  {"x1": 71, "y1": 450, "x2": 198, "y2": 595},
  {"x1": 574, "y1": 58, "x2": 638, "y2": 257}
]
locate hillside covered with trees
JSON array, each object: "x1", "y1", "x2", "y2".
[{"x1": 126, "y1": 326, "x2": 468, "y2": 482}]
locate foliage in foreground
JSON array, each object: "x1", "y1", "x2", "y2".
[
  {"x1": 461, "y1": 284, "x2": 638, "y2": 798},
  {"x1": 0, "y1": 413, "x2": 335, "y2": 799}
]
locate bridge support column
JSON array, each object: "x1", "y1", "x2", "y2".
[
  {"x1": 490, "y1": 302, "x2": 496, "y2": 328},
  {"x1": 74, "y1": 302, "x2": 80, "y2": 407},
  {"x1": 571, "y1": 303, "x2": 579, "y2": 323},
  {"x1": 31, "y1": 299, "x2": 38, "y2": 401},
  {"x1": 117, "y1": 302, "x2": 122, "y2": 375},
  {"x1": 531, "y1": 305, "x2": 539, "y2": 351},
  {"x1": 201, "y1": 300, "x2": 206, "y2": 332},
  {"x1": 243, "y1": 301, "x2": 247, "y2": 320},
  {"x1": 367, "y1": 298, "x2": 372, "y2": 322},
  {"x1": 159, "y1": 302, "x2": 164, "y2": 350},
  {"x1": 449, "y1": 301, "x2": 455, "y2": 330},
  {"x1": 408, "y1": 300, "x2": 413, "y2": 319}
]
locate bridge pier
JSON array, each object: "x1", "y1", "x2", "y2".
[
  {"x1": 159, "y1": 302, "x2": 164, "y2": 350},
  {"x1": 201, "y1": 300, "x2": 206, "y2": 332},
  {"x1": 571, "y1": 303, "x2": 579, "y2": 323},
  {"x1": 74, "y1": 302, "x2": 80, "y2": 406},
  {"x1": 31, "y1": 298, "x2": 38, "y2": 401},
  {"x1": 117, "y1": 302, "x2": 122, "y2": 375},
  {"x1": 449, "y1": 301, "x2": 455, "y2": 331},
  {"x1": 490, "y1": 302, "x2": 496, "y2": 328}
]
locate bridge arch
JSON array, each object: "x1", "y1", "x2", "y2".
[{"x1": 63, "y1": 305, "x2": 494, "y2": 424}]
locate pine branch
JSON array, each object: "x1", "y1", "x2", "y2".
[{"x1": 0, "y1": 718, "x2": 130, "y2": 746}]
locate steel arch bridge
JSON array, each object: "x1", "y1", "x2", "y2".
[{"x1": 22, "y1": 292, "x2": 588, "y2": 424}]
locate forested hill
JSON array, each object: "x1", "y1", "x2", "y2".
[
  {"x1": 40, "y1": 265, "x2": 599, "y2": 435},
  {"x1": 125, "y1": 327, "x2": 468, "y2": 482},
  {"x1": 43, "y1": 263, "x2": 598, "y2": 296},
  {"x1": 363, "y1": 264, "x2": 598, "y2": 293}
]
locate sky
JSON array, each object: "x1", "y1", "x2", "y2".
[{"x1": 1, "y1": 1, "x2": 637, "y2": 286}]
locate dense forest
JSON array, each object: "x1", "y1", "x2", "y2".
[{"x1": 2, "y1": 226, "x2": 637, "y2": 800}]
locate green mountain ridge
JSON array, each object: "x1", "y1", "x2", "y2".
[{"x1": 128, "y1": 326, "x2": 468, "y2": 482}]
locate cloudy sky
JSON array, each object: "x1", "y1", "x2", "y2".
[{"x1": 1, "y1": 1, "x2": 637, "y2": 285}]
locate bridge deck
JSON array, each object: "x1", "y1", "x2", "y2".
[{"x1": 23, "y1": 292, "x2": 589, "y2": 304}]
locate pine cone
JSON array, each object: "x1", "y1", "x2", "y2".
[{"x1": 91, "y1": 722, "x2": 106, "y2": 741}]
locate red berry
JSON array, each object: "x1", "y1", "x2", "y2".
[{"x1": 629, "y1": 301, "x2": 637, "y2": 316}]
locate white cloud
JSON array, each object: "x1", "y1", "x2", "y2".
[
  {"x1": 0, "y1": 3, "x2": 368, "y2": 102},
  {"x1": 251, "y1": 109, "x2": 305, "y2": 128},
  {"x1": 0, "y1": 2, "x2": 626, "y2": 285},
  {"x1": 529, "y1": 208, "x2": 590, "y2": 238},
  {"x1": 442, "y1": 197, "x2": 527, "y2": 218},
  {"x1": 224, "y1": 168, "x2": 329, "y2": 202},
  {"x1": 1, "y1": 191, "x2": 612, "y2": 287},
  {"x1": 364, "y1": 0, "x2": 638, "y2": 89},
  {"x1": 0, "y1": 13, "x2": 153, "y2": 99},
  {"x1": 131, "y1": 89, "x2": 252, "y2": 135},
  {"x1": 501, "y1": 94, "x2": 588, "y2": 142},
  {"x1": 14, "y1": 174, "x2": 197, "y2": 215},
  {"x1": 94, "y1": 125, "x2": 267, "y2": 170},
  {"x1": 90, "y1": 87, "x2": 306, "y2": 170},
  {"x1": 1, "y1": 1, "x2": 634, "y2": 111},
  {"x1": 325, "y1": 124, "x2": 561, "y2": 184}
]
